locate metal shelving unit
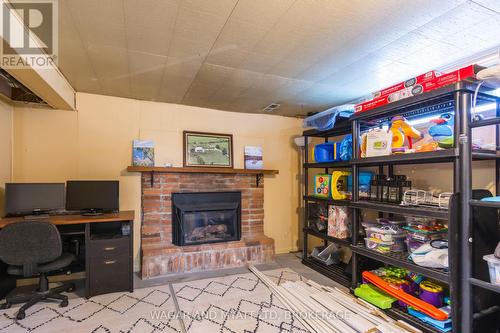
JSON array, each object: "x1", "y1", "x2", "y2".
[
  {"x1": 303, "y1": 227, "x2": 351, "y2": 247},
  {"x1": 301, "y1": 81, "x2": 500, "y2": 333},
  {"x1": 461, "y1": 89, "x2": 500, "y2": 333},
  {"x1": 350, "y1": 245, "x2": 449, "y2": 283},
  {"x1": 302, "y1": 118, "x2": 354, "y2": 289}
]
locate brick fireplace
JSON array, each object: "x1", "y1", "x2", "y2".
[{"x1": 138, "y1": 170, "x2": 275, "y2": 278}]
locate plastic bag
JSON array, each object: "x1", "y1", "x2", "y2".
[{"x1": 303, "y1": 104, "x2": 354, "y2": 131}]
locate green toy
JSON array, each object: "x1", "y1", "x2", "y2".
[
  {"x1": 354, "y1": 283, "x2": 396, "y2": 309},
  {"x1": 313, "y1": 174, "x2": 332, "y2": 198}
]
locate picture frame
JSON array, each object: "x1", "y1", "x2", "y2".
[{"x1": 183, "y1": 131, "x2": 233, "y2": 168}]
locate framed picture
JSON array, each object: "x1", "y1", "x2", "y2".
[
  {"x1": 183, "y1": 131, "x2": 233, "y2": 168},
  {"x1": 244, "y1": 146, "x2": 263, "y2": 169}
]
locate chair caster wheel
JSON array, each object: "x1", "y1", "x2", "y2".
[
  {"x1": 60, "y1": 300, "x2": 68, "y2": 307},
  {"x1": 16, "y1": 311, "x2": 25, "y2": 320},
  {"x1": 0, "y1": 303, "x2": 11, "y2": 310}
]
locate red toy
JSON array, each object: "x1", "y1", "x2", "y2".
[{"x1": 362, "y1": 271, "x2": 448, "y2": 321}]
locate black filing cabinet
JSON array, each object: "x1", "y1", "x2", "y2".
[{"x1": 85, "y1": 221, "x2": 133, "y2": 298}]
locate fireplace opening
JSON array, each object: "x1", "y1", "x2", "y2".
[{"x1": 172, "y1": 192, "x2": 241, "y2": 246}]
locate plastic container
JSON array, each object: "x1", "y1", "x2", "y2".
[
  {"x1": 365, "y1": 237, "x2": 406, "y2": 253},
  {"x1": 314, "y1": 142, "x2": 339, "y2": 162},
  {"x1": 365, "y1": 225, "x2": 405, "y2": 242},
  {"x1": 311, "y1": 244, "x2": 341, "y2": 265},
  {"x1": 376, "y1": 217, "x2": 407, "y2": 226},
  {"x1": 483, "y1": 254, "x2": 500, "y2": 285}
]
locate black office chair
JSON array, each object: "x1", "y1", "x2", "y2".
[{"x1": 0, "y1": 221, "x2": 75, "y2": 320}]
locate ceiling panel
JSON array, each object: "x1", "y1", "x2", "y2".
[{"x1": 57, "y1": 0, "x2": 500, "y2": 117}]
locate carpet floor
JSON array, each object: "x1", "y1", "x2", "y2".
[{"x1": 0, "y1": 268, "x2": 311, "y2": 333}]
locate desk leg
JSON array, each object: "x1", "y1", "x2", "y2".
[
  {"x1": 129, "y1": 220, "x2": 134, "y2": 293},
  {"x1": 85, "y1": 223, "x2": 90, "y2": 299}
]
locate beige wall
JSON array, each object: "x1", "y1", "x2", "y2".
[
  {"x1": 12, "y1": 93, "x2": 303, "y2": 270},
  {"x1": 0, "y1": 98, "x2": 13, "y2": 217}
]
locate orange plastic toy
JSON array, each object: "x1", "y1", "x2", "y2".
[{"x1": 362, "y1": 271, "x2": 448, "y2": 321}]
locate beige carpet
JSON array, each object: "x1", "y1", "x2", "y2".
[{"x1": 0, "y1": 268, "x2": 310, "y2": 333}]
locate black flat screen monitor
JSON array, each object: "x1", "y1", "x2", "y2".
[
  {"x1": 5, "y1": 183, "x2": 65, "y2": 217},
  {"x1": 66, "y1": 180, "x2": 119, "y2": 213}
]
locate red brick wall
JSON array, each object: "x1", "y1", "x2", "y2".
[{"x1": 140, "y1": 172, "x2": 275, "y2": 278}]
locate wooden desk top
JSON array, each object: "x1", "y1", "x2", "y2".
[{"x1": 0, "y1": 210, "x2": 135, "y2": 228}]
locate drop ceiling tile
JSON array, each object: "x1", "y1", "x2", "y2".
[
  {"x1": 472, "y1": 0, "x2": 500, "y2": 13},
  {"x1": 123, "y1": 0, "x2": 179, "y2": 29},
  {"x1": 181, "y1": 0, "x2": 237, "y2": 17},
  {"x1": 124, "y1": 0, "x2": 178, "y2": 56},
  {"x1": 67, "y1": 0, "x2": 126, "y2": 49},
  {"x1": 229, "y1": 0, "x2": 295, "y2": 30},
  {"x1": 128, "y1": 26, "x2": 171, "y2": 56},
  {"x1": 205, "y1": 47, "x2": 250, "y2": 68},
  {"x1": 86, "y1": 44, "x2": 130, "y2": 96},
  {"x1": 239, "y1": 52, "x2": 280, "y2": 74},
  {"x1": 211, "y1": 20, "x2": 268, "y2": 52},
  {"x1": 128, "y1": 50, "x2": 166, "y2": 100},
  {"x1": 163, "y1": 57, "x2": 202, "y2": 79},
  {"x1": 168, "y1": 36, "x2": 213, "y2": 59},
  {"x1": 190, "y1": 63, "x2": 234, "y2": 85},
  {"x1": 267, "y1": 58, "x2": 312, "y2": 78},
  {"x1": 157, "y1": 75, "x2": 195, "y2": 103},
  {"x1": 175, "y1": 7, "x2": 227, "y2": 38},
  {"x1": 66, "y1": 0, "x2": 125, "y2": 27}
]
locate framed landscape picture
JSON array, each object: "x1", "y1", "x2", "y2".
[{"x1": 183, "y1": 131, "x2": 233, "y2": 168}]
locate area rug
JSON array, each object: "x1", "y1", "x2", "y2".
[{"x1": 0, "y1": 268, "x2": 310, "y2": 333}]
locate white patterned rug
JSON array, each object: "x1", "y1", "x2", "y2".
[{"x1": 0, "y1": 268, "x2": 310, "y2": 333}]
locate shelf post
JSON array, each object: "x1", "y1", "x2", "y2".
[
  {"x1": 351, "y1": 119, "x2": 360, "y2": 288},
  {"x1": 457, "y1": 89, "x2": 473, "y2": 333},
  {"x1": 303, "y1": 134, "x2": 309, "y2": 262}
]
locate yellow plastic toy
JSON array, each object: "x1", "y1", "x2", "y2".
[
  {"x1": 331, "y1": 171, "x2": 351, "y2": 200},
  {"x1": 390, "y1": 116, "x2": 423, "y2": 153}
]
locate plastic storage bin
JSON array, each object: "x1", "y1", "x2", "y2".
[
  {"x1": 314, "y1": 142, "x2": 339, "y2": 162},
  {"x1": 483, "y1": 254, "x2": 500, "y2": 285},
  {"x1": 364, "y1": 237, "x2": 406, "y2": 253},
  {"x1": 365, "y1": 226, "x2": 406, "y2": 242}
]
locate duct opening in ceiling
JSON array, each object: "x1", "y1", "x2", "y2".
[{"x1": 0, "y1": 69, "x2": 46, "y2": 105}]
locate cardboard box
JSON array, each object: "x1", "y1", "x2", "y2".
[
  {"x1": 355, "y1": 65, "x2": 479, "y2": 113},
  {"x1": 372, "y1": 70, "x2": 438, "y2": 99}
]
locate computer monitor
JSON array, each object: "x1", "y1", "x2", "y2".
[
  {"x1": 5, "y1": 183, "x2": 65, "y2": 217},
  {"x1": 66, "y1": 180, "x2": 119, "y2": 214}
]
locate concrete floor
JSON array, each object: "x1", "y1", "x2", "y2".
[{"x1": 133, "y1": 252, "x2": 347, "y2": 291}]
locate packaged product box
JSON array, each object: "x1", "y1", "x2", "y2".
[
  {"x1": 372, "y1": 70, "x2": 438, "y2": 99},
  {"x1": 355, "y1": 65, "x2": 480, "y2": 113}
]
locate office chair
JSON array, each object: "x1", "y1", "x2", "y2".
[{"x1": 0, "y1": 221, "x2": 76, "y2": 320}]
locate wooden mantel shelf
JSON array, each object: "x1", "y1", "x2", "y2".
[
  {"x1": 127, "y1": 166, "x2": 278, "y2": 186},
  {"x1": 127, "y1": 166, "x2": 278, "y2": 175}
]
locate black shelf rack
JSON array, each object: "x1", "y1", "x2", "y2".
[
  {"x1": 461, "y1": 87, "x2": 500, "y2": 333},
  {"x1": 301, "y1": 81, "x2": 500, "y2": 333}
]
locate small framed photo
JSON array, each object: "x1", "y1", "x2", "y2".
[
  {"x1": 183, "y1": 131, "x2": 233, "y2": 168},
  {"x1": 244, "y1": 146, "x2": 263, "y2": 169}
]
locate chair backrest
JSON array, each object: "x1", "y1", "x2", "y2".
[{"x1": 0, "y1": 220, "x2": 62, "y2": 268}]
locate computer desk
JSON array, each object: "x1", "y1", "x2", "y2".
[{"x1": 0, "y1": 211, "x2": 134, "y2": 298}]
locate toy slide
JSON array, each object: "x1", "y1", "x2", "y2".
[{"x1": 362, "y1": 271, "x2": 448, "y2": 321}]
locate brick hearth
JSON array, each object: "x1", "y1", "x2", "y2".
[{"x1": 140, "y1": 172, "x2": 275, "y2": 278}]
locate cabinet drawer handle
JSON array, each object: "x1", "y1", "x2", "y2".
[
  {"x1": 104, "y1": 260, "x2": 116, "y2": 265},
  {"x1": 104, "y1": 247, "x2": 116, "y2": 251}
]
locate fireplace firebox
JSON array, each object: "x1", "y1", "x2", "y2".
[{"x1": 172, "y1": 192, "x2": 241, "y2": 246}]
